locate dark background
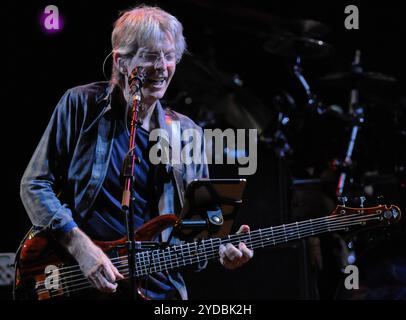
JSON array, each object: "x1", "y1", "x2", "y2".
[{"x1": 3, "y1": 0, "x2": 406, "y2": 299}]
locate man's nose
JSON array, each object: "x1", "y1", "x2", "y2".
[{"x1": 153, "y1": 56, "x2": 167, "y2": 70}]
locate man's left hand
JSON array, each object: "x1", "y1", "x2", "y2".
[{"x1": 219, "y1": 225, "x2": 254, "y2": 270}]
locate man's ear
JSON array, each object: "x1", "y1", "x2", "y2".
[{"x1": 113, "y1": 53, "x2": 128, "y2": 75}]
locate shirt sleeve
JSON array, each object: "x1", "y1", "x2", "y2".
[{"x1": 20, "y1": 89, "x2": 79, "y2": 234}]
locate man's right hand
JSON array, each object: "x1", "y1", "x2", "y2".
[{"x1": 59, "y1": 227, "x2": 124, "y2": 293}]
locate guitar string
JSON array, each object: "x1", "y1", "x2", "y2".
[
  {"x1": 35, "y1": 212, "x2": 381, "y2": 292},
  {"x1": 34, "y1": 213, "x2": 381, "y2": 291},
  {"x1": 35, "y1": 213, "x2": 381, "y2": 296},
  {"x1": 65, "y1": 214, "x2": 384, "y2": 283},
  {"x1": 35, "y1": 211, "x2": 368, "y2": 283},
  {"x1": 36, "y1": 209, "x2": 379, "y2": 277},
  {"x1": 38, "y1": 216, "x2": 382, "y2": 297},
  {"x1": 40, "y1": 217, "x2": 379, "y2": 298}
]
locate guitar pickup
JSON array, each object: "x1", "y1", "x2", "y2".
[{"x1": 136, "y1": 241, "x2": 160, "y2": 251}]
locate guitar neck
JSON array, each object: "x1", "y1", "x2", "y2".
[{"x1": 133, "y1": 210, "x2": 380, "y2": 276}]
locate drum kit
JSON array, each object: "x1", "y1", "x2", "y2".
[
  {"x1": 168, "y1": 9, "x2": 403, "y2": 190},
  {"x1": 166, "y1": 8, "x2": 405, "y2": 299}
]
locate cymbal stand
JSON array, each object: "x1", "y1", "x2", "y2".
[
  {"x1": 293, "y1": 56, "x2": 325, "y2": 114},
  {"x1": 336, "y1": 50, "x2": 365, "y2": 196}
]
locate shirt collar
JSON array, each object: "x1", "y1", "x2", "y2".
[{"x1": 101, "y1": 83, "x2": 175, "y2": 148}]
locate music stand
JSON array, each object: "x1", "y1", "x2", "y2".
[{"x1": 173, "y1": 179, "x2": 247, "y2": 241}]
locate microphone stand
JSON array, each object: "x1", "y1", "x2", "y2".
[{"x1": 121, "y1": 67, "x2": 145, "y2": 300}]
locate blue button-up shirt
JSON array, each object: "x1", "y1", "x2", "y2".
[{"x1": 20, "y1": 82, "x2": 209, "y2": 299}]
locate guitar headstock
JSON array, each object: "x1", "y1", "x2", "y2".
[{"x1": 329, "y1": 203, "x2": 402, "y2": 228}]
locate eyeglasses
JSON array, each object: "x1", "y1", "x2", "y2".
[{"x1": 137, "y1": 51, "x2": 178, "y2": 67}]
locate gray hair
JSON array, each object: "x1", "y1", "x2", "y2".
[{"x1": 111, "y1": 5, "x2": 187, "y2": 86}]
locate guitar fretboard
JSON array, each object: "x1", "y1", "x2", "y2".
[{"x1": 132, "y1": 211, "x2": 381, "y2": 276}]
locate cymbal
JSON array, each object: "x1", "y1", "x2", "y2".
[
  {"x1": 270, "y1": 18, "x2": 331, "y2": 38},
  {"x1": 319, "y1": 71, "x2": 397, "y2": 85},
  {"x1": 318, "y1": 71, "x2": 398, "y2": 94},
  {"x1": 169, "y1": 54, "x2": 273, "y2": 133},
  {"x1": 264, "y1": 35, "x2": 333, "y2": 59},
  {"x1": 171, "y1": 54, "x2": 220, "y2": 96},
  {"x1": 218, "y1": 88, "x2": 273, "y2": 134},
  {"x1": 176, "y1": 1, "x2": 331, "y2": 38}
]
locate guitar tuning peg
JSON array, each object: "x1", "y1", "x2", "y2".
[
  {"x1": 337, "y1": 196, "x2": 348, "y2": 206},
  {"x1": 359, "y1": 196, "x2": 366, "y2": 208}
]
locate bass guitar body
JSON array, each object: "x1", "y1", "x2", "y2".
[{"x1": 13, "y1": 214, "x2": 179, "y2": 300}]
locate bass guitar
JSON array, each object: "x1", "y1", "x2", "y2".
[{"x1": 13, "y1": 203, "x2": 401, "y2": 300}]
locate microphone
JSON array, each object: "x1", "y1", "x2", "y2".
[{"x1": 128, "y1": 66, "x2": 147, "y2": 95}]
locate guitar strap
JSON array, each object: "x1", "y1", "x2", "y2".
[
  {"x1": 163, "y1": 108, "x2": 185, "y2": 210},
  {"x1": 172, "y1": 166, "x2": 185, "y2": 209}
]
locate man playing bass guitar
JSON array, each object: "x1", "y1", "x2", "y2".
[{"x1": 19, "y1": 5, "x2": 253, "y2": 300}]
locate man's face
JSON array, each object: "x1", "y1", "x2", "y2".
[{"x1": 126, "y1": 34, "x2": 177, "y2": 107}]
